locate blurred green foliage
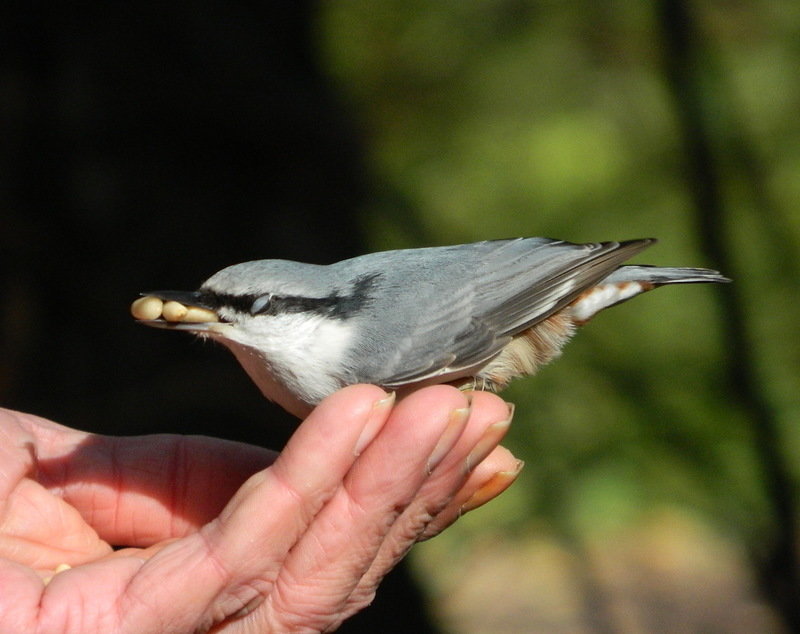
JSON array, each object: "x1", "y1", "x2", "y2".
[{"x1": 316, "y1": 0, "x2": 799, "y2": 627}]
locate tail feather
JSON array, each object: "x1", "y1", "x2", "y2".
[
  {"x1": 569, "y1": 264, "x2": 729, "y2": 323},
  {"x1": 603, "y1": 265, "x2": 731, "y2": 286}
]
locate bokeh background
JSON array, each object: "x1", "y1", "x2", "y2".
[{"x1": 2, "y1": 2, "x2": 798, "y2": 632}]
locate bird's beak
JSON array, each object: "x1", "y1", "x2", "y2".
[
  {"x1": 131, "y1": 291, "x2": 222, "y2": 331},
  {"x1": 145, "y1": 290, "x2": 212, "y2": 307}
]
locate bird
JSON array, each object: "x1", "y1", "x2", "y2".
[{"x1": 131, "y1": 237, "x2": 729, "y2": 418}]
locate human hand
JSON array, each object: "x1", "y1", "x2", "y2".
[{"x1": 0, "y1": 384, "x2": 521, "y2": 633}]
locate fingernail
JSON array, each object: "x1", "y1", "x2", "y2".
[
  {"x1": 461, "y1": 459, "x2": 525, "y2": 513},
  {"x1": 427, "y1": 407, "x2": 471, "y2": 473},
  {"x1": 465, "y1": 407, "x2": 515, "y2": 473},
  {"x1": 355, "y1": 391, "x2": 396, "y2": 455}
]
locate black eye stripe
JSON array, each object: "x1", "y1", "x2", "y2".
[{"x1": 198, "y1": 272, "x2": 380, "y2": 320}]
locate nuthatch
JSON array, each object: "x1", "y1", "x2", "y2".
[{"x1": 131, "y1": 238, "x2": 728, "y2": 418}]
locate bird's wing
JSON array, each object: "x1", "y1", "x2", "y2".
[{"x1": 368, "y1": 238, "x2": 654, "y2": 388}]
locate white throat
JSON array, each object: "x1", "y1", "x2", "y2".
[{"x1": 204, "y1": 314, "x2": 354, "y2": 415}]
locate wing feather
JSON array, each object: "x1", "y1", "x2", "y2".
[{"x1": 357, "y1": 238, "x2": 654, "y2": 387}]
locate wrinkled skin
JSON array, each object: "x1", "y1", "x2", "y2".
[{"x1": 0, "y1": 385, "x2": 519, "y2": 633}]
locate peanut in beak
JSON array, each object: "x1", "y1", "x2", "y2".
[{"x1": 131, "y1": 295, "x2": 219, "y2": 323}]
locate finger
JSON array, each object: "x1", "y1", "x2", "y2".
[
  {"x1": 72, "y1": 435, "x2": 277, "y2": 545},
  {"x1": 253, "y1": 385, "x2": 472, "y2": 633},
  {"x1": 113, "y1": 385, "x2": 394, "y2": 634},
  {"x1": 344, "y1": 390, "x2": 513, "y2": 613},
  {"x1": 14, "y1": 409, "x2": 277, "y2": 544},
  {"x1": 421, "y1": 445, "x2": 522, "y2": 538}
]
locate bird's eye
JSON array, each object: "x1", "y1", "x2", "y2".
[{"x1": 251, "y1": 294, "x2": 273, "y2": 315}]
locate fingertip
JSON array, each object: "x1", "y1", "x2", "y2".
[
  {"x1": 466, "y1": 389, "x2": 512, "y2": 421},
  {"x1": 472, "y1": 444, "x2": 519, "y2": 475},
  {"x1": 354, "y1": 391, "x2": 396, "y2": 455},
  {"x1": 461, "y1": 457, "x2": 524, "y2": 513},
  {"x1": 419, "y1": 446, "x2": 523, "y2": 538},
  {"x1": 396, "y1": 384, "x2": 471, "y2": 413},
  {"x1": 311, "y1": 384, "x2": 392, "y2": 421}
]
